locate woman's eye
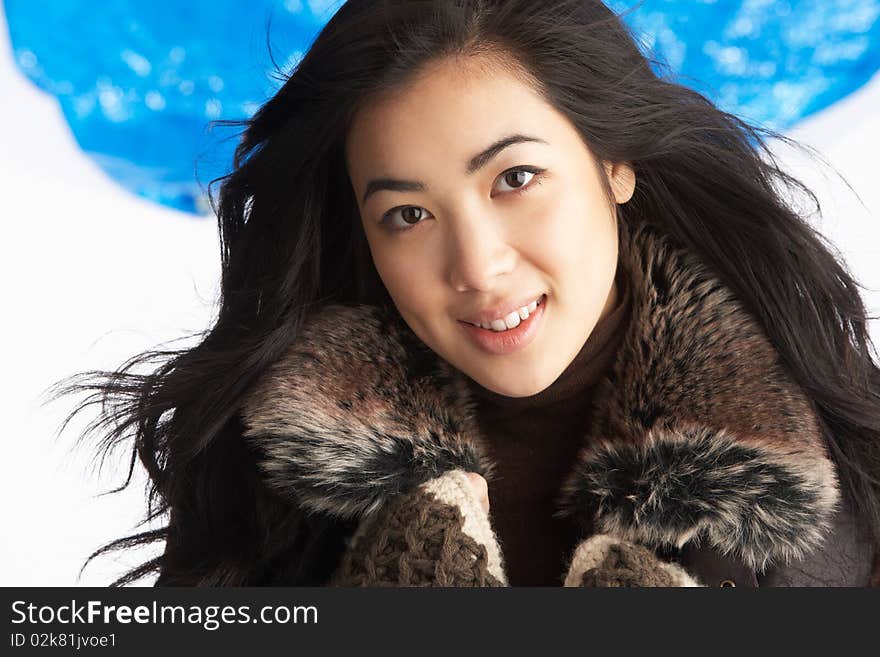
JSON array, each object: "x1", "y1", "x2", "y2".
[
  {"x1": 380, "y1": 205, "x2": 435, "y2": 231},
  {"x1": 379, "y1": 167, "x2": 545, "y2": 231},
  {"x1": 494, "y1": 168, "x2": 537, "y2": 193}
]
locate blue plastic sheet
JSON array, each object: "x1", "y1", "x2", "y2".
[
  {"x1": 608, "y1": 0, "x2": 880, "y2": 131},
  {"x1": 4, "y1": 0, "x2": 342, "y2": 213},
  {"x1": 5, "y1": 0, "x2": 879, "y2": 214}
]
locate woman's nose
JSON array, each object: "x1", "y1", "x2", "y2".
[{"x1": 446, "y1": 214, "x2": 516, "y2": 292}]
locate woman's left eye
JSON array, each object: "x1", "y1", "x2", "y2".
[{"x1": 494, "y1": 167, "x2": 545, "y2": 195}]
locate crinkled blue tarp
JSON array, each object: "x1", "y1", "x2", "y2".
[{"x1": 4, "y1": 0, "x2": 879, "y2": 214}]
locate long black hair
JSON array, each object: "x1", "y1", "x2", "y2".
[{"x1": 45, "y1": 0, "x2": 880, "y2": 585}]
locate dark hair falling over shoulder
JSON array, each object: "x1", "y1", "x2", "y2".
[{"x1": 44, "y1": 0, "x2": 880, "y2": 585}]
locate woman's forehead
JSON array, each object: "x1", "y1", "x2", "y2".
[{"x1": 344, "y1": 63, "x2": 560, "y2": 178}]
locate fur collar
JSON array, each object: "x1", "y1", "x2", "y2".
[{"x1": 238, "y1": 218, "x2": 841, "y2": 573}]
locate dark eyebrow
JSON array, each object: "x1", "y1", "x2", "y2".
[
  {"x1": 360, "y1": 133, "x2": 548, "y2": 205},
  {"x1": 464, "y1": 133, "x2": 549, "y2": 175},
  {"x1": 361, "y1": 178, "x2": 425, "y2": 206}
]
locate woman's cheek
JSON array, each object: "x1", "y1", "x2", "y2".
[
  {"x1": 525, "y1": 208, "x2": 579, "y2": 273},
  {"x1": 375, "y1": 246, "x2": 435, "y2": 309}
]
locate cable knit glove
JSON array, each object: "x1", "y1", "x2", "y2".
[
  {"x1": 563, "y1": 534, "x2": 703, "y2": 587},
  {"x1": 328, "y1": 469, "x2": 508, "y2": 587}
]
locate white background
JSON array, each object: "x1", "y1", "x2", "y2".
[{"x1": 1, "y1": 4, "x2": 878, "y2": 585}]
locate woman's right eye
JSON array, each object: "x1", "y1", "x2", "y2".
[{"x1": 380, "y1": 205, "x2": 434, "y2": 232}]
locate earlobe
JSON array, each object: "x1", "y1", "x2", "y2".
[{"x1": 609, "y1": 162, "x2": 636, "y2": 204}]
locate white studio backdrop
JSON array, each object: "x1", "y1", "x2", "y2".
[{"x1": 1, "y1": 6, "x2": 878, "y2": 585}]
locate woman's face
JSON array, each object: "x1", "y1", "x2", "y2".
[{"x1": 345, "y1": 56, "x2": 635, "y2": 397}]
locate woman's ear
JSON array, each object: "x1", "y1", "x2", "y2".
[{"x1": 603, "y1": 161, "x2": 636, "y2": 204}]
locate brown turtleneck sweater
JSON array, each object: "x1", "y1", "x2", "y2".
[{"x1": 464, "y1": 262, "x2": 633, "y2": 586}]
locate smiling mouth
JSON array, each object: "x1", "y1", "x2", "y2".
[
  {"x1": 458, "y1": 294, "x2": 547, "y2": 356},
  {"x1": 461, "y1": 294, "x2": 545, "y2": 330}
]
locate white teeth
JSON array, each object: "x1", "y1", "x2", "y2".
[
  {"x1": 495, "y1": 311, "x2": 521, "y2": 331},
  {"x1": 476, "y1": 295, "x2": 543, "y2": 331}
]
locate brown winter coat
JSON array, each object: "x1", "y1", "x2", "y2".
[{"x1": 238, "y1": 217, "x2": 879, "y2": 587}]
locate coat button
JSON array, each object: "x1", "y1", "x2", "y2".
[{"x1": 719, "y1": 579, "x2": 736, "y2": 587}]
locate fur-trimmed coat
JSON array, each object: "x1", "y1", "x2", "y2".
[{"x1": 238, "y1": 218, "x2": 879, "y2": 587}]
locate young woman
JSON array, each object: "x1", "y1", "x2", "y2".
[{"x1": 51, "y1": 0, "x2": 880, "y2": 586}]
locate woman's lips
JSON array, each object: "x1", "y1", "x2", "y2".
[{"x1": 458, "y1": 294, "x2": 546, "y2": 355}]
